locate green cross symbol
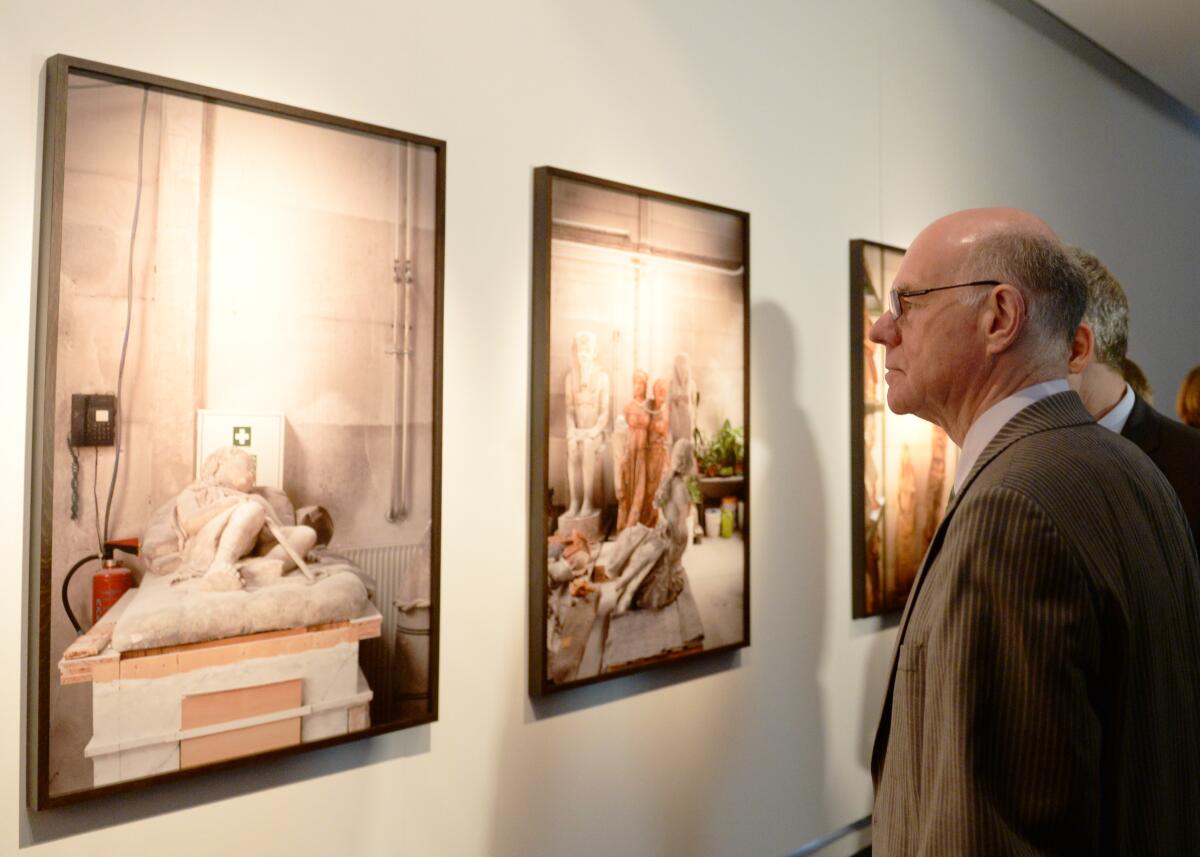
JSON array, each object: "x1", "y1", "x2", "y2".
[{"x1": 232, "y1": 426, "x2": 252, "y2": 447}]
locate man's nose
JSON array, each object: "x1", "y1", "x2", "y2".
[{"x1": 869, "y1": 311, "x2": 898, "y2": 346}]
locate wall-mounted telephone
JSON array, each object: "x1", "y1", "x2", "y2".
[{"x1": 70, "y1": 394, "x2": 117, "y2": 447}]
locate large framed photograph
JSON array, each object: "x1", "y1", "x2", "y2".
[
  {"x1": 529, "y1": 167, "x2": 750, "y2": 695},
  {"x1": 850, "y1": 240, "x2": 955, "y2": 617},
  {"x1": 28, "y1": 55, "x2": 444, "y2": 807}
]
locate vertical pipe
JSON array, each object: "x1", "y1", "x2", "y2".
[
  {"x1": 387, "y1": 144, "x2": 414, "y2": 522},
  {"x1": 387, "y1": 146, "x2": 401, "y2": 522},
  {"x1": 399, "y1": 142, "x2": 415, "y2": 518}
]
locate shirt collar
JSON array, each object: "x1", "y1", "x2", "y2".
[
  {"x1": 1096, "y1": 383, "x2": 1135, "y2": 434},
  {"x1": 953, "y1": 378, "x2": 1071, "y2": 493}
]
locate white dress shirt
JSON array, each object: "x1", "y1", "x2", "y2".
[
  {"x1": 953, "y1": 379, "x2": 1071, "y2": 494},
  {"x1": 1096, "y1": 383, "x2": 1136, "y2": 434}
]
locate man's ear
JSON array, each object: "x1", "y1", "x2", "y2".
[
  {"x1": 1068, "y1": 323, "x2": 1094, "y2": 376},
  {"x1": 981, "y1": 283, "x2": 1027, "y2": 354}
]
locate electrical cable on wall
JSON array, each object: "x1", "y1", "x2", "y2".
[{"x1": 102, "y1": 84, "x2": 149, "y2": 545}]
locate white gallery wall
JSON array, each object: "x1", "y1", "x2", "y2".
[{"x1": 2, "y1": 1, "x2": 1199, "y2": 855}]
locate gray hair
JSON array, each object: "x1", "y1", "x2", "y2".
[
  {"x1": 1067, "y1": 246, "x2": 1129, "y2": 372},
  {"x1": 958, "y1": 231, "x2": 1087, "y2": 358}
]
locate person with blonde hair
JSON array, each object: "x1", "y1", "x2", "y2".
[{"x1": 1179, "y1": 366, "x2": 1200, "y2": 428}]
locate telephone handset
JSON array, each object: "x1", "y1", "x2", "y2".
[{"x1": 70, "y1": 393, "x2": 117, "y2": 447}]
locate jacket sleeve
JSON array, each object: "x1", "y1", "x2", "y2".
[{"x1": 913, "y1": 485, "x2": 1104, "y2": 856}]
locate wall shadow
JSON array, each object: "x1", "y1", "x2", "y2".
[{"x1": 750, "y1": 299, "x2": 831, "y2": 841}]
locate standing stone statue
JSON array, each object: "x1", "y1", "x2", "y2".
[
  {"x1": 668, "y1": 352, "x2": 699, "y2": 447},
  {"x1": 562, "y1": 331, "x2": 610, "y2": 536},
  {"x1": 641, "y1": 377, "x2": 671, "y2": 527},
  {"x1": 616, "y1": 370, "x2": 651, "y2": 533}
]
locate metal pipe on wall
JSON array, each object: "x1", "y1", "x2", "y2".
[{"x1": 387, "y1": 144, "x2": 415, "y2": 522}]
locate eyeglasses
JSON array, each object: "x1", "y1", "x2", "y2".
[{"x1": 889, "y1": 280, "x2": 1001, "y2": 319}]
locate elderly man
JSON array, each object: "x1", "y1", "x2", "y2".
[
  {"x1": 1065, "y1": 247, "x2": 1200, "y2": 551},
  {"x1": 869, "y1": 208, "x2": 1200, "y2": 855}
]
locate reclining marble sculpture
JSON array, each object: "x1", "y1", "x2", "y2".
[{"x1": 142, "y1": 447, "x2": 321, "y2": 590}]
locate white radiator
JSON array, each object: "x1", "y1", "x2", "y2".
[{"x1": 335, "y1": 543, "x2": 429, "y2": 721}]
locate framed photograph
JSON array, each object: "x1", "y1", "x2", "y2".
[
  {"x1": 28, "y1": 55, "x2": 444, "y2": 807},
  {"x1": 850, "y1": 240, "x2": 956, "y2": 617},
  {"x1": 529, "y1": 167, "x2": 750, "y2": 695}
]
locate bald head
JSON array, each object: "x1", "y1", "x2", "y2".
[
  {"x1": 909, "y1": 208, "x2": 1060, "y2": 274},
  {"x1": 873, "y1": 207, "x2": 1089, "y2": 440},
  {"x1": 907, "y1": 207, "x2": 1084, "y2": 360}
]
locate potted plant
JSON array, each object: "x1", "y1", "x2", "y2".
[{"x1": 695, "y1": 420, "x2": 744, "y2": 477}]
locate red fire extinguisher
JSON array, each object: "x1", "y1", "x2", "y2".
[
  {"x1": 92, "y1": 558, "x2": 133, "y2": 624},
  {"x1": 63, "y1": 538, "x2": 140, "y2": 633}
]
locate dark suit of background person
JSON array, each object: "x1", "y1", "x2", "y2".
[
  {"x1": 867, "y1": 210, "x2": 1200, "y2": 857},
  {"x1": 1123, "y1": 392, "x2": 1200, "y2": 551},
  {"x1": 1064, "y1": 246, "x2": 1200, "y2": 554}
]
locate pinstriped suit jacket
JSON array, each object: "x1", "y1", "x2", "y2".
[{"x1": 871, "y1": 392, "x2": 1200, "y2": 856}]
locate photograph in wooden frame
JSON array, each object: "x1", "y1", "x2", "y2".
[
  {"x1": 529, "y1": 167, "x2": 750, "y2": 695},
  {"x1": 849, "y1": 239, "x2": 956, "y2": 618},
  {"x1": 28, "y1": 55, "x2": 444, "y2": 807}
]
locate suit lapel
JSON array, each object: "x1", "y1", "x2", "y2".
[{"x1": 870, "y1": 391, "x2": 1095, "y2": 780}]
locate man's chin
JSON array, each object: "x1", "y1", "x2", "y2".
[{"x1": 885, "y1": 389, "x2": 914, "y2": 416}]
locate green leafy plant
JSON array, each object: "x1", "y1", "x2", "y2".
[{"x1": 694, "y1": 420, "x2": 744, "y2": 477}]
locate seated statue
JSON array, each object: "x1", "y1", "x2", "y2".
[{"x1": 142, "y1": 447, "x2": 324, "y2": 591}]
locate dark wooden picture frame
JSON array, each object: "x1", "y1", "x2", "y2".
[
  {"x1": 529, "y1": 167, "x2": 750, "y2": 696},
  {"x1": 850, "y1": 239, "x2": 955, "y2": 617},
  {"x1": 28, "y1": 55, "x2": 445, "y2": 807}
]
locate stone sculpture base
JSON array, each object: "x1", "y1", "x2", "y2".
[
  {"x1": 556, "y1": 511, "x2": 601, "y2": 541},
  {"x1": 547, "y1": 589, "x2": 600, "y2": 685},
  {"x1": 601, "y1": 576, "x2": 704, "y2": 673}
]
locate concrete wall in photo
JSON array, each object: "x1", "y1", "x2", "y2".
[{"x1": 546, "y1": 177, "x2": 745, "y2": 509}]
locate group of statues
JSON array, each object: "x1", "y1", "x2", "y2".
[
  {"x1": 548, "y1": 332, "x2": 701, "y2": 627},
  {"x1": 560, "y1": 331, "x2": 698, "y2": 538}
]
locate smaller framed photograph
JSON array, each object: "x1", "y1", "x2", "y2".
[
  {"x1": 529, "y1": 168, "x2": 750, "y2": 695},
  {"x1": 850, "y1": 239, "x2": 957, "y2": 617}
]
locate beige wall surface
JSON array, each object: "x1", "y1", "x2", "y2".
[{"x1": 3, "y1": 0, "x2": 1200, "y2": 855}]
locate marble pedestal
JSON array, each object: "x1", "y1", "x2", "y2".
[{"x1": 557, "y1": 510, "x2": 601, "y2": 540}]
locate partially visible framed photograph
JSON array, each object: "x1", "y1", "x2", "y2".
[
  {"x1": 850, "y1": 239, "x2": 956, "y2": 617},
  {"x1": 529, "y1": 167, "x2": 750, "y2": 696},
  {"x1": 28, "y1": 55, "x2": 444, "y2": 807}
]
